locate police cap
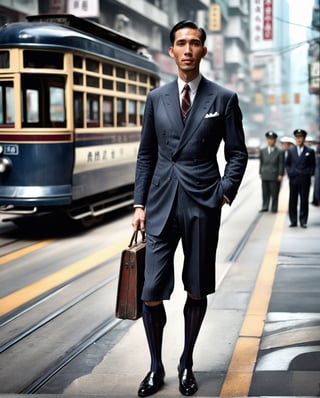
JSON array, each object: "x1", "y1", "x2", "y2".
[
  {"x1": 293, "y1": 128, "x2": 307, "y2": 137},
  {"x1": 265, "y1": 131, "x2": 277, "y2": 139}
]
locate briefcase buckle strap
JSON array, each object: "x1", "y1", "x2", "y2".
[{"x1": 129, "y1": 229, "x2": 146, "y2": 248}]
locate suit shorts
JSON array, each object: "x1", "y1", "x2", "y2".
[{"x1": 141, "y1": 186, "x2": 221, "y2": 301}]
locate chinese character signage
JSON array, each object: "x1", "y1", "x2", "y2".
[
  {"x1": 251, "y1": 0, "x2": 274, "y2": 50},
  {"x1": 263, "y1": 0, "x2": 273, "y2": 40}
]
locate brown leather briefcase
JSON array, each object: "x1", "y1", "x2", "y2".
[{"x1": 115, "y1": 230, "x2": 146, "y2": 320}]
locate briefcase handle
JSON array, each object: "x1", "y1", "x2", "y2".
[{"x1": 129, "y1": 229, "x2": 146, "y2": 248}]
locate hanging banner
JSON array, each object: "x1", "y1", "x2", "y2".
[
  {"x1": 263, "y1": 0, "x2": 273, "y2": 40},
  {"x1": 251, "y1": 0, "x2": 273, "y2": 50}
]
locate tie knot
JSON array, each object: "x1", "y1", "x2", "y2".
[{"x1": 183, "y1": 84, "x2": 190, "y2": 92}]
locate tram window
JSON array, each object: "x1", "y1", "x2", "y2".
[
  {"x1": 139, "y1": 86, "x2": 147, "y2": 95},
  {"x1": 128, "y1": 100, "x2": 137, "y2": 126},
  {"x1": 0, "y1": 82, "x2": 14, "y2": 126},
  {"x1": 128, "y1": 84, "x2": 136, "y2": 94},
  {"x1": 117, "y1": 98, "x2": 126, "y2": 127},
  {"x1": 74, "y1": 72, "x2": 83, "y2": 85},
  {"x1": 103, "y1": 63, "x2": 113, "y2": 76},
  {"x1": 116, "y1": 82, "x2": 126, "y2": 92},
  {"x1": 116, "y1": 67, "x2": 125, "y2": 78},
  {"x1": 86, "y1": 58, "x2": 99, "y2": 73},
  {"x1": 23, "y1": 51, "x2": 63, "y2": 69},
  {"x1": 0, "y1": 51, "x2": 9, "y2": 68},
  {"x1": 103, "y1": 79, "x2": 113, "y2": 90},
  {"x1": 128, "y1": 70, "x2": 137, "y2": 81},
  {"x1": 150, "y1": 77, "x2": 157, "y2": 89},
  {"x1": 87, "y1": 75, "x2": 99, "y2": 88},
  {"x1": 49, "y1": 87, "x2": 65, "y2": 123},
  {"x1": 74, "y1": 56, "x2": 83, "y2": 69},
  {"x1": 74, "y1": 91, "x2": 84, "y2": 128},
  {"x1": 139, "y1": 74, "x2": 147, "y2": 83},
  {"x1": 26, "y1": 89, "x2": 40, "y2": 123},
  {"x1": 103, "y1": 96, "x2": 114, "y2": 127},
  {"x1": 139, "y1": 102, "x2": 145, "y2": 125},
  {"x1": 87, "y1": 94, "x2": 99, "y2": 127}
]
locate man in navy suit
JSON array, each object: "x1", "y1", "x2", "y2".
[
  {"x1": 286, "y1": 128, "x2": 316, "y2": 228},
  {"x1": 132, "y1": 20, "x2": 248, "y2": 397}
]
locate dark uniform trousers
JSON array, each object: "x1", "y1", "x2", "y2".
[
  {"x1": 288, "y1": 175, "x2": 311, "y2": 226},
  {"x1": 142, "y1": 184, "x2": 221, "y2": 302},
  {"x1": 261, "y1": 180, "x2": 281, "y2": 212}
]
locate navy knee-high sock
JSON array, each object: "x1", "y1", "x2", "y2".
[
  {"x1": 179, "y1": 295, "x2": 207, "y2": 370},
  {"x1": 142, "y1": 302, "x2": 167, "y2": 373}
]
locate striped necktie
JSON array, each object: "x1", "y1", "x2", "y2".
[{"x1": 181, "y1": 84, "x2": 191, "y2": 122}]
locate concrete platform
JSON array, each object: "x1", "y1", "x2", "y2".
[{"x1": 31, "y1": 187, "x2": 320, "y2": 397}]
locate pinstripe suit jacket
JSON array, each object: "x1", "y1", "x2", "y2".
[{"x1": 133, "y1": 76, "x2": 248, "y2": 236}]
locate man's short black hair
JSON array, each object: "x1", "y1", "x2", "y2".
[{"x1": 169, "y1": 20, "x2": 207, "y2": 46}]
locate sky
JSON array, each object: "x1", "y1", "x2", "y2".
[
  {"x1": 289, "y1": 0, "x2": 314, "y2": 40},
  {"x1": 288, "y1": 0, "x2": 314, "y2": 79},
  {"x1": 287, "y1": 0, "x2": 316, "y2": 132}
]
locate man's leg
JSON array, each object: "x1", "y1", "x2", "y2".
[
  {"x1": 138, "y1": 222, "x2": 180, "y2": 397},
  {"x1": 142, "y1": 301, "x2": 166, "y2": 373},
  {"x1": 178, "y1": 294, "x2": 207, "y2": 396},
  {"x1": 179, "y1": 294, "x2": 207, "y2": 370},
  {"x1": 261, "y1": 180, "x2": 269, "y2": 210},
  {"x1": 289, "y1": 182, "x2": 298, "y2": 225},
  {"x1": 138, "y1": 301, "x2": 166, "y2": 397}
]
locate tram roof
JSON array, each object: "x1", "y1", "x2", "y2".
[
  {"x1": 26, "y1": 14, "x2": 146, "y2": 52},
  {"x1": 0, "y1": 14, "x2": 159, "y2": 75}
]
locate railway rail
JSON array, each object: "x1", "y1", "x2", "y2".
[{"x1": 0, "y1": 161, "x2": 261, "y2": 394}]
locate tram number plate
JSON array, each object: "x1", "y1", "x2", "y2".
[{"x1": 3, "y1": 144, "x2": 19, "y2": 155}]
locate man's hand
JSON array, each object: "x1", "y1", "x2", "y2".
[{"x1": 132, "y1": 207, "x2": 146, "y2": 232}]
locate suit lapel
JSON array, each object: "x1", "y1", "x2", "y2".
[{"x1": 161, "y1": 80, "x2": 184, "y2": 131}]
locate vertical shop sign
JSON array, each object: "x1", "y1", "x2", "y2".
[
  {"x1": 251, "y1": 0, "x2": 273, "y2": 50},
  {"x1": 263, "y1": 0, "x2": 273, "y2": 40}
]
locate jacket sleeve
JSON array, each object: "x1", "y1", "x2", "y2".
[
  {"x1": 278, "y1": 150, "x2": 285, "y2": 176},
  {"x1": 133, "y1": 92, "x2": 158, "y2": 207},
  {"x1": 221, "y1": 93, "x2": 248, "y2": 203}
]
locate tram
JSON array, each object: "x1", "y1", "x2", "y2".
[{"x1": 0, "y1": 14, "x2": 159, "y2": 224}]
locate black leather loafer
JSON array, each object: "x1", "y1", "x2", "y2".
[
  {"x1": 178, "y1": 367, "x2": 198, "y2": 396},
  {"x1": 138, "y1": 370, "x2": 165, "y2": 397}
]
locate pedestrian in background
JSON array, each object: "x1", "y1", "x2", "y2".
[
  {"x1": 280, "y1": 136, "x2": 295, "y2": 160},
  {"x1": 286, "y1": 129, "x2": 316, "y2": 228},
  {"x1": 131, "y1": 20, "x2": 248, "y2": 397},
  {"x1": 311, "y1": 139, "x2": 320, "y2": 206},
  {"x1": 259, "y1": 131, "x2": 285, "y2": 213}
]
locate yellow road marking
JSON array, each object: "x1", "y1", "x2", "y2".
[
  {"x1": 220, "y1": 187, "x2": 288, "y2": 396},
  {"x1": 0, "y1": 240, "x2": 54, "y2": 265},
  {"x1": 0, "y1": 238, "x2": 128, "y2": 317}
]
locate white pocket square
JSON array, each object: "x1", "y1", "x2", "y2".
[{"x1": 205, "y1": 112, "x2": 220, "y2": 118}]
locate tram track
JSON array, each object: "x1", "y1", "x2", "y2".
[
  {"x1": 0, "y1": 256, "x2": 123, "y2": 393},
  {"x1": 16, "y1": 215, "x2": 262, "y2": 393},
  {"x1": 21, "y1": 316, "x2": 123, "y2": 394},
  {"x1": 0, "y1": 269, "x2": 118, "y2": 353},
  {"x1": 0, "y1": 163, "x2": 261, "y2": 393}
]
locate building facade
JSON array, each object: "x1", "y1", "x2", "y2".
[{"x1": 1, "y1": 0, "x2": 317, "y2": 138}]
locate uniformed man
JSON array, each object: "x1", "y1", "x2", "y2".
[
  {"x1": 285, "y1": 129, "x2": 316, "y2": 227},
  {"x1": 259, "y1": 131, "x2": 285, "y2": 213}
]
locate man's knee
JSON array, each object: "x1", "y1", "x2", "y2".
[
  {"x1": 187, "y1": 292, "x2": 207, "y2": 300},
  {"x1": 144, "y1": 300, "x2": 162, "y2": 307}
]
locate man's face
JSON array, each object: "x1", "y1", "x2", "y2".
[
  {"x1": 168, "y1": 28, "x2": 207, "y2": 76},
  {"x1": 295, "y1": 135, "x2": 305, "y2": 146},
  {"x1": 267, "y1": 137, "x2": 276, "y2": 147}
]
